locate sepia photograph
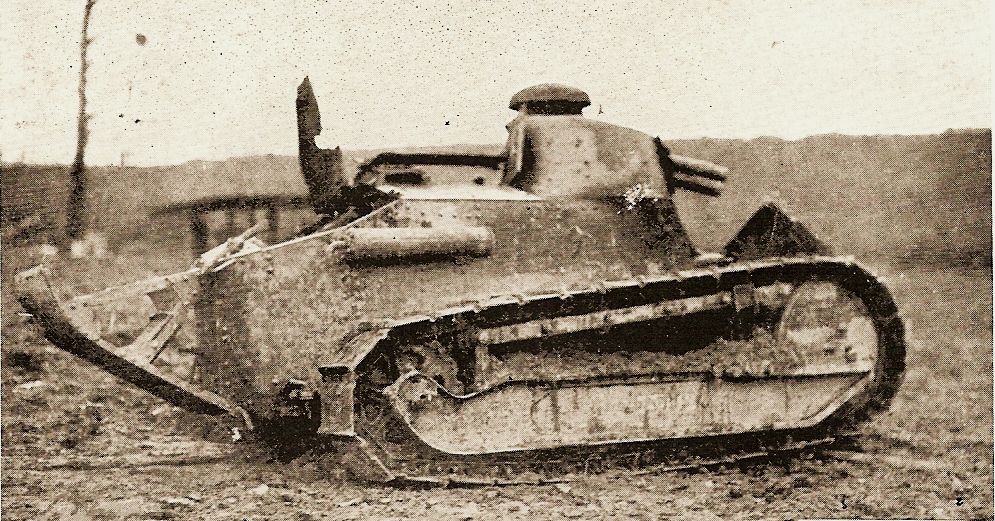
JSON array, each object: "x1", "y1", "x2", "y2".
[{"x1": 1, "y1": 1, "x2": 991, "y2": 519}]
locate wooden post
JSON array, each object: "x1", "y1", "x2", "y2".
[
  {"x1": 189, "y1": 210, "x2": 208, "y2": 255},
  {"x1": 266, "y1": 203, "x2": 280, "y2": 244},
  {"x1": 225, "y1": 207, "x2": 236, "y2": 238}
]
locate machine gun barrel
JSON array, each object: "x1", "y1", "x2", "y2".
[
  {"x1": 668, "y1": 154, "x2": 728, "y2": 182},
  {"x1": 670, "y1": 172, "x2": 723, "y2": 197},
  {"x1": 654, "y1": 138, "x2": 728, "y2": 197}
]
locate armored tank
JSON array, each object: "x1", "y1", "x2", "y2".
[{"x1": 15, "y1": 79, "x2": 906, "y2": 484}]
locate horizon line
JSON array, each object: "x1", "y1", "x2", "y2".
[{"x1": 3, "y1": 127, "x2": 990, "y2": 169}]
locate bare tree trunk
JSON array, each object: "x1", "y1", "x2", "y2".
[{"x1": 65, "y1": 0, "x2": 96, "y2": 244}]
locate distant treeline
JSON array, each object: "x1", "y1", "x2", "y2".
[{"x1": 2, "y1": 130, "x2": 990, "y2": 264}]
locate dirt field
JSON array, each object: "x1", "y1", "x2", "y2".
[{"x1": 1, "y1": 246, "x2": 992, "y2": 520}]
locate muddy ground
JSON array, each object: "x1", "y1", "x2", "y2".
[{"x1": 2, "y1": 243, "x2": 992, "y2": 520}]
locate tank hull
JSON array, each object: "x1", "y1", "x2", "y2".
[
  {"x1": 190, "y1": 193, "x2": 698, "y2": 418},
  {"x1": 14, "y1": 195, "x2": 905, "y2": 483}
]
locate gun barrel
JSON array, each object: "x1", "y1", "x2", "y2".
[
  {"x1": 668, "y1": 154, "x2": 728, "y2": 182},
  {"x1": 671, "y1": 173, "x2": 723, "y2": 197}
]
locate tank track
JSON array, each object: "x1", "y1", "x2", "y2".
[
  {"x1": 311, "y1": 255, "x2": 906, "y2": 485},
  {"x1": 340, "y1": 427, "x2": 840, "y2": 486}
]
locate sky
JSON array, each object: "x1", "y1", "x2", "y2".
[{"x1": 1, "y1": 0, "x2": 991, "y2": 166}]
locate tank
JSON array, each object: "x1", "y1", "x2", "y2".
[{"x1": 14, "y1": 78, "x2": 906, "y2": 484}]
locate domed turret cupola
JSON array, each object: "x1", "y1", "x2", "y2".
[{"x1": 508, "y1": 83, "x2": 591, "y2": 116}]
